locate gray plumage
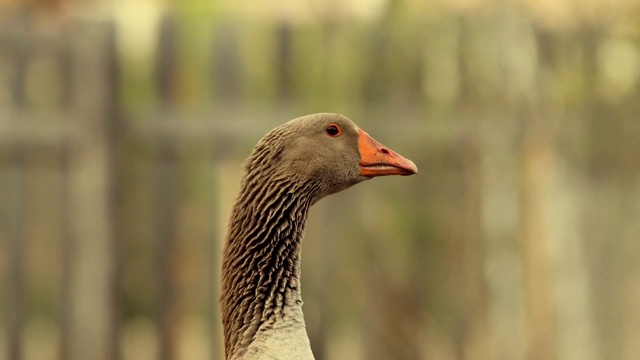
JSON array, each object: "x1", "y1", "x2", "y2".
[{"x1": 220, "y1": 113, "x2": 416, "y2": 360}]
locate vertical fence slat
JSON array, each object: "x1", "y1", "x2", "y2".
[
  {"x1": 155, "y1": 153, "x2": 179, "y2": 360},
  {"x1": 4, "y1": 13, "x2": 29, "y2": 360},
  {"x1": 64, "y1": 19, "x2": 119, "y2": 360},
  {"x1": 6, "y1": 160, "x2": 26, "y2": 360},
  {"x1": 155, "y1": 18, "x2": 179, "y2": 360},
  {"x1": 59, "y1": 138, "x2": 73, "y2": 360}
]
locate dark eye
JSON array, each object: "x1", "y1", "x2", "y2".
[{"x1": 325, "y1": 124, "x2": 341, "y2": 137}]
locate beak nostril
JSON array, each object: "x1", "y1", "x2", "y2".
[{"x1": 381, "y1": 148, "x2": 390, "y2": 155}]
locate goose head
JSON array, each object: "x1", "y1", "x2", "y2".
[{"x1": 243, "y1": 113, "x2": 417, "y2": 201}]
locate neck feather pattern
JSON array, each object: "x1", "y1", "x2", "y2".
[{"x1": 221, "y1": 169, "x2": 318, "y2": 359}]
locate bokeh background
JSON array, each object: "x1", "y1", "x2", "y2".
[{"x1": 1, "y1": 0, "x2": 640, "y2": 359}]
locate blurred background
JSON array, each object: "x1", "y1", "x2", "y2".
[{"x1": 1, "y1": 0, "x2": 639, "y2": 359}]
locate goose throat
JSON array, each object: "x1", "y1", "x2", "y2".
[{"x1": 221, "y1": 177, "x2": 316, "y2": 359}]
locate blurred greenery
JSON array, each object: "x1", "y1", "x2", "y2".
[{"x1": 1, "y1": 0, "x2": 639, "y2": 360}]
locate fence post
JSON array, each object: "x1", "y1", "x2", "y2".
[
  {"x1": 155, "y1": 17, "x2": 179, "y2": 360},
  {"x1": 3, "y1": 12, "x2": 30, "y2": 360},
  {"x1": 63, "y1": 19, "x2": 120, "y2": 360}
]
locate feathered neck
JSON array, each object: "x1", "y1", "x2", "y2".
[{"x1": 220, "y1": 155, "x2": 320, "y2": 359}]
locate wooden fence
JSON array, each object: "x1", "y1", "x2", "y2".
[
  {"x1": 1, "y1": 6, "x2": 640, "y2": 360},
  {"x1": 0, "y1": 14, "x2": 225, "y2": 360}
]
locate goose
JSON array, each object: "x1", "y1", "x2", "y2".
[{"x1": 220, "y1": 113, "x2": 417, "y2": 360}]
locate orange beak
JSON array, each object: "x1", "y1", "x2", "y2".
[{"x1": 358, "y1": 129, "x2": 418, "y2": 177}]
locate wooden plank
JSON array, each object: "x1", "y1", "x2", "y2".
[
  {"x1": 520, "y1": 134, "x2": 557, "y2": 360},
  {"x1": 154, "y1": 156, "x2": 179, "y2": 360},
  {"x1": 0, "y1": 114, "x2": 80, "y2": 146},
  {"x1": 3, "y1": 13, "x2": 29, "y2": 360},
  {"x1": 63, "y1": 20, "x2": 119, "y2": 360},
  {"x1": 5, "y1": 160, "x2": 26, "y2": 360},
  {"x1": 154, "y1": 20, "x2": 179, "y2": 360}
]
